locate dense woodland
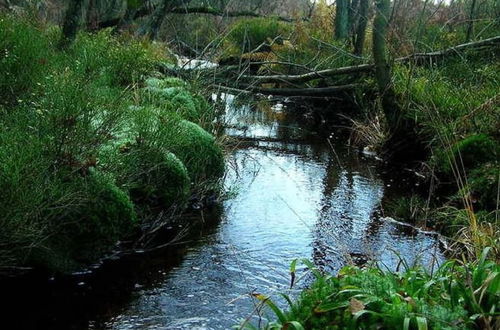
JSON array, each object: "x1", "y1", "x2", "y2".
[{"x1": 0, "y1": 0, "x2": 499, "y2": 328}]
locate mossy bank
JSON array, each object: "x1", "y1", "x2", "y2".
[{"x1": 0, "y1": 15, "x2": 224, "y2": 274}]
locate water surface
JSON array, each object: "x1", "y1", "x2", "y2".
[{"x1": 99, "y1": 95, "x2": 444, "y2": 329}]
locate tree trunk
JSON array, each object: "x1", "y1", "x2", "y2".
[
  {"x1": 353, "y1": 0, "x2": 369, "y2": 56},
  {"x1": 335, "y1": 0, "x2": 350, "y2": 40},
  {"x1": 373, "y1": 0, "x2": 397, "y2": 130},
  {"x1": 137, "y1": 0, "x2": 191, "y2": 40},
  {"x1": 348, "y1": 0, "x2": 360, "y2": 37},
  {"x1": 465, "y1": 0, "x2": 477, "y2": 42},
  {"x1": 59, "y1": 0, "x2": 87, "y2": 48}
]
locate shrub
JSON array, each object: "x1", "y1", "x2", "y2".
[
  {"x1": 33, "y1": 70, "x2": 130, "y2": 170},
  {"x1": 228, "y1": 18, "x2": 291, "y2": 54},
  {"x1": 119, "y1": 146, "x2": 190, "y2": 209},
  {"x1": 69, "y1": 29, "x2": 158, "y2": 86},
  {"x1": 0, "y1": 15, "x2": 53, "y2": 106}
]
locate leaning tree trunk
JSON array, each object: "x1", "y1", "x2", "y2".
[
  {"x1": 354, "y1": 0, "x2": 369, "y2": 56},
  {"x1": 335, "y1": 0, "x2": 350, "y2": 40},
  {"x1": 59, "y1": 0, "x2": 87, "y2": 48},
  {"x1": 137, "y1": 0, "x2": 190, "y2": 40}
]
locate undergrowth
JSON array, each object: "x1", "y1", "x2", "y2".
[
  {"x1": 0, "y1": 14, "x2": 224, "y2": 273},
  {"x1": 243, "y1": 249, "x2": 499, "y2": 329}
]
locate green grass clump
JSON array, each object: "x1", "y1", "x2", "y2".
[
  {"x1": 227, "y1": 17, "x2": 291, "y2": 54},
  {"x1": 249, "y1": 250, "x2": 499, "y2": 329},
  {"x1": 467, "y1": 163, "x2": 500, "y2": 211},
  {"x1": 435, "y1": 134, "x2": 498, "y2": 176}
]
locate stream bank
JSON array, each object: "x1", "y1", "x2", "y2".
[{"x1": 2, "y1": 92, "x2": 445, "y2": 329}]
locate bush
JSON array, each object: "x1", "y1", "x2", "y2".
[
  {"x1": 69, "y1": 29, "x2": 158, "y2": 86},
  {"x1": 119, "y1": 146, "x2": 190, "y2": 209},
  {"x1": 0, "y1": 15, "x2": 224, "y2": 273},
  {"x1": 227, "y1": 18, "x2": 291, "y2": 54},
  {"x1": 0, "y1": 15, "x2": 53, "y2": 106}
]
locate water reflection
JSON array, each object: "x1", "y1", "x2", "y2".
[{"x1": 102, "y1": 96, "x2": 444, "y2": 329}]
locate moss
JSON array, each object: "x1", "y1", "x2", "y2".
[
  {"x1": 166, "y1": 120, "x2": 224, "y2": 183},
  {"x1": 435, "y1": 134, "x2": 498, "y2": 175},
  {"x1": 30, "y1": 171, "x2": 137, "y2": 272},
  {"x1": 120, "y1": 146, "x2": 190, "y2": 209},
  {"x1": 69, "y1": 172, "x2": 136, "y2": 249},
  {"x1": 468, "y1": 163, "x2": 499, "y2": 211},
  {"x1": 142, "y1": 85, "x2": 213, "y2": 124}
]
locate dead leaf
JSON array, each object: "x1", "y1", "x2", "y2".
[{"x1": 349, "y1": 298, "x2": 365, "y2": 314}]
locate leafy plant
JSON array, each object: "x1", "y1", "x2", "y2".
[{"x1": 245, "y1": 250, "x2": 499, "y2": 329}]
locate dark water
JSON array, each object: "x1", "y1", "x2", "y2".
[{"x1": 3, "y1": 95, "x2": 444, "y2": 329}]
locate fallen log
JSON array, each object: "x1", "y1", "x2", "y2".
[
  {"x1": 241, "y1": 83, "x2": 362, "y2": 96},
  {"x1": 234, "y1": 36, "x2": 499, "y2": 85},
  {"x1": 169, "y1": 7, "x2": 304, "y2": 22},
  {"x1": 240, "y1": 64, "x2": 375, "y2": 84},
  {"x1": 396, "y1": 35, "x2": 500, "y2": 64}
]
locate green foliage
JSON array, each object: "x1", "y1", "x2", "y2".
[
  {"x1": 0, "y1": 15, "x2": 223, "y2": 272},
  {"x1": 120, "y1": 147, "x2": 190, "y2": 209},
  {"x1": 248, "y1": 250, "x2": 499, "y2": 329},
  {"x1": 227, "y1": 17, "x2": 291, "y2": 53},
  {"x1": 142, "y1": 79, "x2": 215, "y2": 125},
  {"x1": 434, "y1": 134, "x2": 498, "y2": 175},
  {"x1": 165, "y1": 120, "x2": 225, "y2": 184},
  {"x1": 145, "y1": 76, "x2": 188, "y2": 89},
  {"x1": 48, "y1": 171, "x2": 137, "y2": 268},
  {"x1": 0, "y1": 15, "x2": 53, "y2": 106},
  {"x1": 467, "y1": 163, "x2": 499, "y2": 211},
  {"x1": 394, "y1": 55, "x2": 499, "y2": 140},
  {"x1": 68, "y1": 29, "x2": 158, "y2": 86}
]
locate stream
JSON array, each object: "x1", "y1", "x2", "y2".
[{"x1": 3, "y1": 93, "x2": 445, "y2": 330}]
